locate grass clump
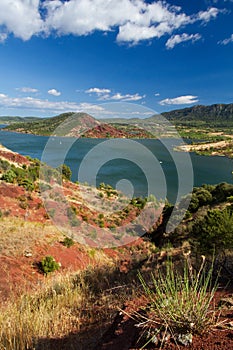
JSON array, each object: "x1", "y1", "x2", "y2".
[{"x1": 134, "y1": 254, "x2": 221, "y2": 348}]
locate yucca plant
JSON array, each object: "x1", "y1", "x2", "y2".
[{"x1": 133, "y1": 254, "x2": 222, "y2": 348}]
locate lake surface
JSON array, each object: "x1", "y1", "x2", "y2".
[{"x1": 1, "y1": 126, "x2": 233, "y2": 203}]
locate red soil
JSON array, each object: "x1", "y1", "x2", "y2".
[
  {"x1": 0, "y1": 182, "x2": 47, "y2": 222},
  {"x1": 0, "y1": 147, "x2": 30, "y2": 166},
  {"x1": 82, "y1": 123, "x2": 151, "y2": 139}
]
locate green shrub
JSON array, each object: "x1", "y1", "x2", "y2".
[
  {"x1": 212, "y1": 182, "x2": 233, "y2": 203},
  {"x1": 130, "y1": 197, "x2": 147, "y2": 209},
  {"x1": 40, "y1": 256, "x2": 60, "y2": 275},
  {"x1": 98, "y1": 192, "x2": 104, "y2": 198},
  {"x1": 18, "y1": 178, "x2": 35, "y2": 191},
  {"x1": 195, "y1": 188, "x2": 212, "y2": 206},
  {"x1": 227, "y1": 195, "x2": 233, "y2": 203},
  {"x1": 57, "y1": 164, "x2": 72, "y2": 181},
  {"x1": 1, "y1": 169, "x2": 17, "y2": 183},
  {"x1": 62, "y1": 236, "x2": 75, "y2": 248},
  {"x1": 99, "y1": 220, "x2": 105, "y2": 228}
]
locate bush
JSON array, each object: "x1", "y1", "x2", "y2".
[
  {"x1": 57, "y1": 164, "x2": 72, "y2": 181},
  {"x1": 1, "y1": 169, "x2": 17, "y2": 183},
  {"x1": 212, "y1": 182, "x2": 233, "y2": 203},
  {"x1": 130, "y1": 197, "x2": 147, "y2": 209},
  {"x1": 0, "y1": 159, "x2": 10, "y2": 171},
  {"x1": 62, "y1": 236, "x2": 75, "y2": 248},
  {"x1": 195, "y1": 188, "x2": 212, "y2": 206},
  {"x1": 40, "y1": 256, "x2": 60, "y2": 275},
  {"x1": 18, "y1": 178, "x2": 35, "y2": 191}
]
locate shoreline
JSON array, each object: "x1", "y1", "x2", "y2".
[{"x1": 175, "y1": 138, "x2": 233, "y2": 158}]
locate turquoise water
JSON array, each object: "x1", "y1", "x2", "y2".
[{"x1": 0, "y1": 127, "x2": 233, "y2": 203}]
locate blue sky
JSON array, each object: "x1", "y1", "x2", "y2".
[{"x1": 0, "y1": 0, "x2": 232, "y2": 118}]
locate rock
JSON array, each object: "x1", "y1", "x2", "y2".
[
  {"x1": 177, "y1": 333, "x2": 193, "y2": 346},
  {"x1": 24, "y1": 250, "x2": 32, "y2": 258}
]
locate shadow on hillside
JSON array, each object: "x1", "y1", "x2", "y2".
[{"x1": 36, "y1": 324, "x2": 109, "y2": 350}]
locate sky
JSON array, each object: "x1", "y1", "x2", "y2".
[{"x1": 0, "y1": 0, "x2": 232, "y2": 118}]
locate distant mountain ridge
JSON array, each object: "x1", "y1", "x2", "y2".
[
  {"x1": 0, "y1": 116, "x2": 41, "y2": 124},
  {"x1": 160, "y1": 103, "x2": 233, "y2": 122},
  {"x1": 1, "y1": 103, "x2": 233, "y2": 135}
]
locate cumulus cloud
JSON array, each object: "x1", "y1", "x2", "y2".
[
  {"x1": 196, "y1": 7, "x2": 220, "y2": 22},
  {"x1": 48, "y1": 88, "x2": 61, "y2": 96},
  {"x1": 218, "y1": 33, "x2": 233, "y2": 44},
  {"x1": 0, "y1": 1, "x2": 224, "y2": 46},
  {"x1": 159, "y1": 95, "x2": 199, "y2": 105},
  {"x1": 0, "y1": 92, "x2": 103, "y2": 114},
  {"x1": 16, "y1": 87, "x2": 38, "y2": 93},
  {"x1": 0, "y1": 0, "x2": 44, "y2": 41},
  {"x1": 166, "y1": 33, "x2": 201, "y2": 49}
]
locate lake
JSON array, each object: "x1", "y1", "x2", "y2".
[{"x1": 0, "y1": 126, "x2": 233, "y2": 203}]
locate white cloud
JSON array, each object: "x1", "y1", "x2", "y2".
[
  {"x1": 0, "y1": 92, "x2": 104, "y2": 114},
  {"x1": 85, "y1": 88, "x2": 111, "y2": 95},
  {"x1": 0, "y1": 1, "x2": 224, "y2": 46},
  {"x1": 155, "y1": 93, "x2": 160, "y2": 96},
  {"x1": 196, "y1": 7, "x2": 220, "y2": 22},
  {"x1": 109, "y1": 93, "x2": 145, "y2": 101},
  {"x1": 48, "y1": 88, "x2": 61, "y2": 96},
  {"x1": 16, "y1": 87, "x2": 38, "y2": 93},
  {"x1": 0, "y1": 0, "x2": 44, "y2": 41},
  {"x1": 159, "y1": 95, "x2": 199, "y2": 105},
  {"x1": 85, "y1": 87, "x2": 145, "y2": 101},
  {"x1": 218, "y1": 33, "x2": 233, "y2": 45},
  {"x1": 166, "y1": 33, "x2": 201, "y2": 49},
  {"x1": 0, "y1": 32, "x2": 7, "y2": 43}
]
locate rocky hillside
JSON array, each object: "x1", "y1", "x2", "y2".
[
  {"x1": 2, "y1": 112, "x2": 153, "y2": 138},
  {"x1": 0, "y1": 145, "x2": 162, "y2": 246}
]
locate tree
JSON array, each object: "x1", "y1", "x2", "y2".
[
  {"x1": 57, "y1": 164, "x2": 72, "y2": 181},
  {"x1": 191, "y1": 207, "x2": 233, "y2": 255}
]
